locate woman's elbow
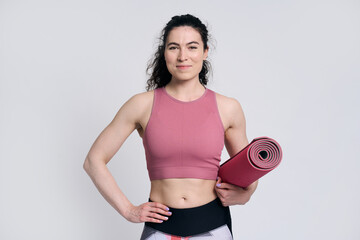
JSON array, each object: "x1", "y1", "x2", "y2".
[
  {"x1": 83, "y1": 154, "x2": 107, "y2": 174},
  {"x1": 83, "y1": 157, "x2": 91, "y2": 173}
]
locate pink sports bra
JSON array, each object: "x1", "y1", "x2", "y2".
[{"x1": 142, "y1": 87, "x2": 225, "y2": 181}]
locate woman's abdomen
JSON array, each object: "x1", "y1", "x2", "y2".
[{"x1": 149, "y1": 178, "x2": 217, "y2": 208}]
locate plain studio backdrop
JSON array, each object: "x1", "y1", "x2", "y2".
[{"x1": 0, "y1": 0, "x2": 359, "y2": 239}]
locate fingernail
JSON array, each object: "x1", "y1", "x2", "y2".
[
  {"x1": 159, "y1": 220, "x2": 163, "y2": 223},
  {"x1": 164, "y1": 217, "x2": 168, "y2": 220},
  {"x1": 166, "y1": 207, "x2": 169, "y2": 211},
  {"x1": 168, "y1": 211, "x2": 172, "y2": 215},
  {"x1": 216, "y1": 183, "x2": 221, "y2": 187}
]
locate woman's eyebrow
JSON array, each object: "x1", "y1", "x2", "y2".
[
  {"x1": 167, "y1": 41, "x2": 200, "y2": 47},
  {"x1": 167, "y1": 42, "x2": 179, "y2": 47},
  {"x1": 186, "y1": 41, "x2": 200, "y2": 45}
]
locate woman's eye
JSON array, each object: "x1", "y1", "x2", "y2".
[
  {"x1": 169, "y1": 46, "x2": 178, "y2": 50},
  {"x1": 189, "y1": 46, "x2": 198, "y2": 50}
]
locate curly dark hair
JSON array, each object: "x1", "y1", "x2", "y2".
[{"x1": 146, "y1": 14, "x2": 211, "y2": 91}]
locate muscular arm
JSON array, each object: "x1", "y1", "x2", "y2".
[
  {"x1": 83, "y1": 93, "x2": 171, "y2": 223},
  {"x1": 215, "y1": 97, "x2": 258, "y2": 206},
  {"x1": 223, "y1": 98, "x2": 248, "y2": 157}
]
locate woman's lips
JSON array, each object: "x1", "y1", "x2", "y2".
[{"x1": 176, "y1": 65, "x2": 192, "y2": 70}]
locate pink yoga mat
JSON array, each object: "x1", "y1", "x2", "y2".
[{"x1": 218, "y1": 137, "x2": 282, "y2": 188}]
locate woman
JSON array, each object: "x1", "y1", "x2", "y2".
[{"x1": 83, "y1": 14, "x2": 258, "y2": 239}]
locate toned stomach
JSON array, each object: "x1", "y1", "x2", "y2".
[{"x1": 150, "y1": 178, "x2": 217, "y2": 209}]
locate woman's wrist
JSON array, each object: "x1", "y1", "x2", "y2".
[{"x1": 117, "y1": 200, "x2": 134, "y2": 219}]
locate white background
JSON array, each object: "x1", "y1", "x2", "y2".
[{"x1": 1, "y1": 0, "x2": 359, "y2": 239}]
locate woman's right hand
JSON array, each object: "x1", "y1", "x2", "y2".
[{"x1": 124, "y1": 202, "x2": 172, "y2": 223}]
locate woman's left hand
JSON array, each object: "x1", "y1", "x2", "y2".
[{"x1": 214, "y1": 177, "x2": 258, "y2": 207}]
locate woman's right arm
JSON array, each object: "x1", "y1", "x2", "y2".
[{"x1": 83, "y1": 93, "x2": 171, "y2": 223}]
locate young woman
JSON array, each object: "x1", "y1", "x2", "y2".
[{"x1": 83, "y1": 14, "x2": 258, "y2": 239}]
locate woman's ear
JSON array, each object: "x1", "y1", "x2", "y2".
[{"x1": 203, "y1": 47, "x2": 209, "y2": 60}]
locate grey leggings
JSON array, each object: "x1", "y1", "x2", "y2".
[{"x1": 140, "y1": 224, "x2": 233, "y2": 240}]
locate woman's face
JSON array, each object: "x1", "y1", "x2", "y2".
[{"x1": 164, "y1": 26, "x2": 208, "y2": 83}]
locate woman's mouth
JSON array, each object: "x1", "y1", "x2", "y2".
[{"x1": 176, "y1": 65, "x2": 192, "y2": 70}]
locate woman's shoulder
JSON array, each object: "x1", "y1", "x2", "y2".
[
  {"x1": 126, "y1": 89, "x2": 155, "y2": 107},
  {"x1": 114, "y1": 90, "x2": 155, "y2": 129},
  {"x1": 213, "y1": 90, "x2": 243, "y2": 113},
  {"x1": 213, "y1": 90, "x2": 246, "y2": 131},
  {"x1": 117, "y1": 90, "x2": 155, "y2": 121}
]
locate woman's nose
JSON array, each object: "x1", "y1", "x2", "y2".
[{"x1": 177, "y1": 49, "x2": 188, "y2": 61}]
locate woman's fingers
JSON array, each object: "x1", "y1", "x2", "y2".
[
  {"x1": 149, "y1": 202, "x2": 172, "y2": 215},
  {"x1": 147, "y1": 212, "x2": 170, "y2": 222},
  {"x1": 215, "y1": 177, "x2": 226, "y2": 201},
  {"x1": 215, "y1": 188, "x2": 228, "y2": 205},
  {"x1": 141, "y1": 202, "x2": 172, "y2": 223},
  {"x1": 126, "y1": 202, "x2": 172, "y2": 223},
  {"x1": 216, "y1": 177, "x2": 237, "y2": 190},
  {"x1": 148, "y1": 202, "x2": 172, "y2": 219},
  {"x1": 215, "y1": 186, "x2": 225, "y2": 198},
  {"x1": 143, "y1": 217, "x2": 164, "y2": 223},
  {"x1": 216, "y1": 181, "x2": 238, "y2": 190},
  {"x1": 216, "y1": 176, "x2": 222, "y2": 185}
]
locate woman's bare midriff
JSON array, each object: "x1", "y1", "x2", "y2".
[{"x1": 149, "y1": 178, "x2": 217, "y2": 209}]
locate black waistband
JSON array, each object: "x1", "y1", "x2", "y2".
[{"x1": 145, "y1": 198, "x2": 232, "y2": 237}]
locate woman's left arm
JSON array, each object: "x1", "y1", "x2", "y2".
[{"x1": 215, "y1": 97, "x2": 258, "y2": 206}]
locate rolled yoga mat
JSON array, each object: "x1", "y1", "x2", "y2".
[{"x1": 218, "y1": 137, "x2": 282, "y2": 188}]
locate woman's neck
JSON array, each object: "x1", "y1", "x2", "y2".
[{"x1": 165, "y1": 79, "x2": 206, "y2": 102}]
